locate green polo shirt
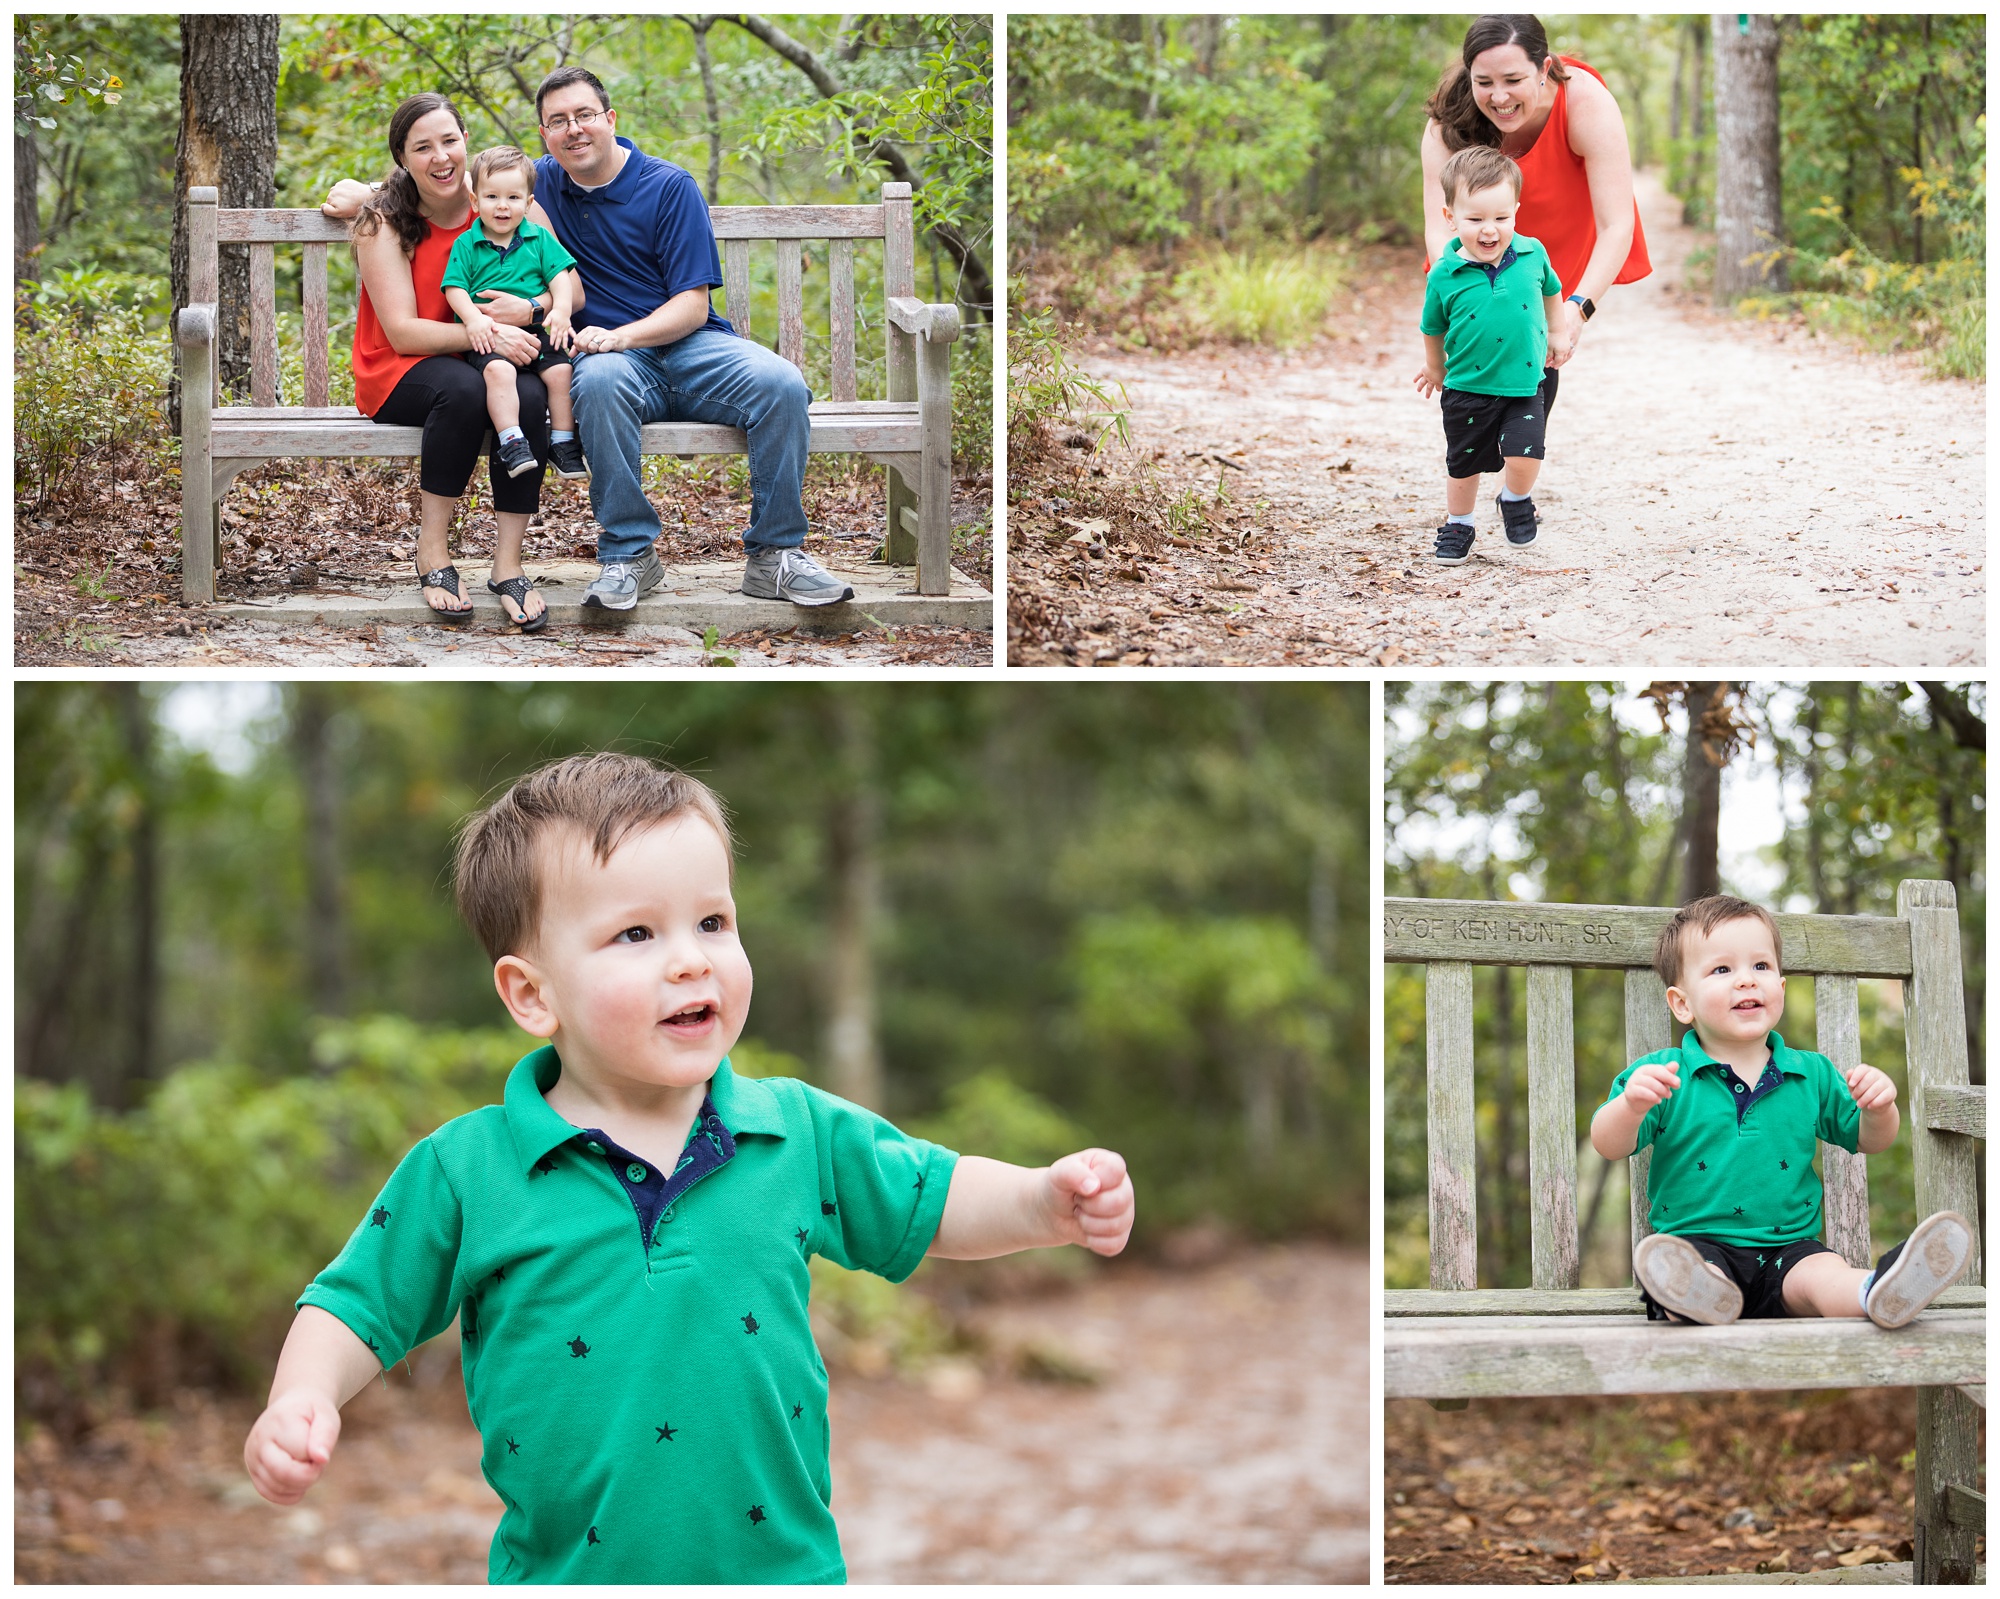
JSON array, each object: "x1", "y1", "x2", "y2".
[
  {"x1": 299, "y1": 1047, "x2": 957, "y2": 1584},
  {"x1": 1419, "y1": 234, "x2": 1563, "y2": 396},
  {"x1": 440, "y1": 217, "x2": 578, "y2": 312},
  {"x1": 1604, "y1": 1030, "x2": 1861, "y2": 1248}
]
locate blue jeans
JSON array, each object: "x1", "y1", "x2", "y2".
[{"x1": 572, "y1": 328, "x2": 811, "y2": 561}]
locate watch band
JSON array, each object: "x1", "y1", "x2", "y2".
[{"x1": 1566, "y1": 292, "x2": 1595, "y2": 322}]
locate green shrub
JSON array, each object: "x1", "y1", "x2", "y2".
[
  {"x1": 951, "y1": 322, "x2": 993, "y2": 473},
  {"x1": 1005, "y1": 304, "x2": 1130, "y2": 453},
  {"x1": 13, "y1": 293, "x2": 171, "y2": 508},
  {"x1": 1171, "y1": 241, "x2": 1346, "y2": 348}
]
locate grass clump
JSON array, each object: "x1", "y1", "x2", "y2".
[{"x1": 1172, "y1": 240, "x2": 1346, "y2": 348}]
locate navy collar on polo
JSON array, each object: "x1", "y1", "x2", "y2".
[
  {"x1": 553, "y1": 135, "x2": 642, "y2": 204},
  {"x1": 1682, "y1": 1028, "x2": 1804, "y2": 1124},
  {"x1": 502, "y1": 1045, "x2": 786, "y2": 1174},
  {"x1": 1446, "y1": 238, "x2": 1520, "y2": 285}
]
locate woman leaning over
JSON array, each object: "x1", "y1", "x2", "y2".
[
  {"x1": 1420, "y1": 13, "x2": 1651, "y2": 404},
  {"x1": 341, "y1": 92, "x2": 568, "y2": 628}
]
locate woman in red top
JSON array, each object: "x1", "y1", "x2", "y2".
[
  {"x1": 1419, "y1": 15, "x2": 1651, "y2": 414},
  {"x1": 340, "y1": 94, "x2": 559, "y2": 627}
]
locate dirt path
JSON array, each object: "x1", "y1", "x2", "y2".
[
  {"x1": 1065, "y1": 172, "x2": 1982, "y2": 668},
  {"x1": 16, "y1": 1244, "x2": 1367, "y2": 1584}
]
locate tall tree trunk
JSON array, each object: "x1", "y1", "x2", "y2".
[
  {"x1": 1711, "y1": 13, "x2": 1785, "y2": 301},
  {"x1": 170, "y1": 14, "x2": 279, "y2": 430},
  {"x1": 16, "y1": 124, "x2": 41, "y2": 296},
  {"x1": 115, "y1": 684, "x2": 158, "y2": 1105},
  {"x1": 823, "y1": 691, "x2": 885, "y2": 1109},
  {"x1": 688, "y1": 16, "x2": 723, "y2": 204},
  {"x1": 1679, "y1": 682, "x2": 1724, "y2": 902},
  {"x1": 291, "y1": 685, "x2": 348, "y2": 1026},
  {"x1": 1685, "y1": 20, "x2": 1707, "y2": 225}
]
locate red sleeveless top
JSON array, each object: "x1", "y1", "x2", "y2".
[
  {"x1": 1512, "y1": 57, "x2": 1651, "y2": 297},
  {"x1": 351, "y1": 213, "x2": 471, "y2": 418}
]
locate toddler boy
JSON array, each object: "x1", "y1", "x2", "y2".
[
  {"x1": 442, "y1": 146, "x2": 589, "y2": 482},
  {"x1": 1414, "y1": 146, "x2": 1564, "y2": 565},
  {"x1": 243, "y1": 753, "x2": 1136, "y2": 1582},
  {"x1": 1591, "y1": 894, "x2": 1972, "y2": 1329}
]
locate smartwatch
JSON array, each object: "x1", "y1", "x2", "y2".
[
  {"x1": 531, "y1": 303, "x2": 546, "y2": 329},
  {"x1": 1566, "y1": 292, "x2": 1595, "y2": 322}
]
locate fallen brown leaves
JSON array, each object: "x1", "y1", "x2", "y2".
[{"x1": 1385, "y1": 1389, "x2": 1983, "y2": 1584}]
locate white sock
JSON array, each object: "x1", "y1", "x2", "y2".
[
  {"x1": 551, "y1": 429, "x2": 575, "y2": 442},
  {"x1": 1858, "y1": 1271, "x2": 1875, "y2": 1312},
  {"x1": 1499, "y1": 486, "x2": 1532, "y2": 502},
  {"x1": 498, "y1": 426, "x2": 525, "y2": 445},
  {"x1": 1447, "y1": 511, "x2": 1475, "y2": 526}
]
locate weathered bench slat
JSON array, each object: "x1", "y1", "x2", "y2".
[
  {"x1": 1427, "y1": 962, "x2": 1477, "y2": 1291},
  {"x1": 882, "y1": 182, "x2": 918, "y2": 567},
  {"x1": 1623, "y1": 968, "x2": 1671, "y2": 1257},
  {"x1": 1924, "y1": 1083, "x2": 1985, "y2": 1139},
  {"x1": 1526, "y1": 965, "x2": 1580, "y2": 1291},
  {"x1": 303, "y1": 242, "x2": 329, "y2": 407},
  {"x1": 217, "y1": 208, "x2": 350, "y2": 243},
  {"x1": 1900, "y1": 881, "x2": 1983, "y2": 1289},
  {"x1": 1384, "y1": 898, "x2": 1914, "y2": 976},
  {"x1": 710, "y1": 203, "x2": 885, "y2": 239},
  {"x1": 250, "y1": 243, "x2": 278, "y2": 407},
  {"x1": 776, "y1": 240, "x2": 805, "y2": 370},
  {"x1": 828, "y1": 237, "x2": 856, "y2": 402},
  {"x1": 722, "y1": 238, "x2": 753, "y2": 345},
  {"x1": 1386, "y1": 1311, "x2": 1986, "y2": 1399},
  {"x1": 1386, "y1": 1285, "x2": 1987, "y2": 1317},
  {"x1": 1815, "y1": 974, "x2": 1874, "y2": 1266}
]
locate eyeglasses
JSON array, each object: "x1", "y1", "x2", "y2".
[{"x1": 540, "y1": 107, "x2": 605, "y2": 135}]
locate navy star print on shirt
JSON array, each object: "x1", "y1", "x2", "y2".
[
  {"x1": 656, "y1": 1422, "x2": 677, "y2": 1442},
  {"x1": 506, "y1": 1436, "x2": 520, "y2": 1455}
]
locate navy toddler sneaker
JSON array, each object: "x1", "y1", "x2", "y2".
[
  {"x1": 1433, "y1": 523, "x2": 1475, "y2": 565},
  {"x1": 1496, "y1": 492, "x2": 1539, "y2": 547}
]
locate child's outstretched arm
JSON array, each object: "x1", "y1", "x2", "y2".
[
  {"x1": 1590, "y1": 1060, "x2": 1681, "y2": 1161},
  {"x1": 1848, "y1": 1063, "x2": 1899, "y2": 1154},
  {"x1": 242, "y1": 1306, "x2": 383, "y2": 1505},
  {"x1": 928, "y1": 1150, "x2": 1135, "y2": 1260}
]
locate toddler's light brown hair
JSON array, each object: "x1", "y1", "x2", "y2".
[
  {"x1": 454, "y1": 752, "x2": 733, "y2": 961},
  {"x1": 1439, "y1": 146, "x2": 1523, "y2": 207},
  {"x1": 1653, "y1": 894, "x2": 1784, "y2": 991},
  {"x1": 469, "y1": 144, "x2": 536, "y2": 197}
]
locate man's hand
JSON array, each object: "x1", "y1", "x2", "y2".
[
  {"x1": 244, "y1": 1389, "x2": 342, "y2": 1505},
  {"x1": 573, "y1": 323, "x2": 636, "y2": 355},
  {"x1": 1846, "y1": 1063, "x2": 1897, "y2": 1112},
  {"x1": 473, "y1": 289, "x2": 538, "y2": 328},
  {"x1": 544, "y1": 306, "x2": 573, "y2": 351},
  {"x1": 1044, "y1": 1149, "x2": 1135, "y2": 1257},
  {"x1": 1621, "y1": 1060, "x2": 1681, "y2": 1113},
  {"x1": 1413, "y1": 363, "x2": 1446, "y2": 399},
  {"x1": 488, "y1": 324, "x2": 542, "y2": 368},
  {"x1": 320, "y1": 179, "x2": 374, "y2": 221}
]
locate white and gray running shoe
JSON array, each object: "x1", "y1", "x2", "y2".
[
  {"x1": 1864, "y1": 1211, "x2": 1973, "y2": 1329},
  {"x1": 581, "y1": 550, "x2": 664, "y2": 612},
  {"x1": 1634, "y1": 1233, "x2": 1743, "y2": 1325},
  {"x1": 741, "y1": 547, "x2": 855, "y2": 607}
]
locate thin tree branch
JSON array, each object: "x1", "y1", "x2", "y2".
[{"x1": 1916, "y1": 682, "x2": 1986, "y2": 750}]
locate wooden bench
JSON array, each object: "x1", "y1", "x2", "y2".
[
  {"x1": 1384, "y1": 883, "x2": 1986, "y2": 1583},
  {"x1": 175, "y1": 181, "x2": 961, "y2": 603}
]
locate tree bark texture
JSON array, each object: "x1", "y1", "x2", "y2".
[
  {"x1": 1710, "y1": 13, "x2": 1785, "y2": 301},
  {"x1": 823, "y1": 691, "x2": 885, "y2": 1110},
  {"x1": 1678, "y1": 682, "x2": 1723, "y2": 903},
  {"x1": 115, "y1": 684, "x2": 158, "y2": 1103},
  {"x1": 171, "y1": 13, "x2": 279, "y2": 429}
]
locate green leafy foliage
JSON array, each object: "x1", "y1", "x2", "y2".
[
  {"x1": 1171, "y1": 242, "x2": 1347, "y2": 347},
  {"x1": 13, "y1": 19, "x2": 124, "y2": 133},
  {"x1": 1005, "y1": 306, "x2": 1130, "y2": 455},
  {"x1": 13, "y1": 292, "x2": 171, "y2": 510}
]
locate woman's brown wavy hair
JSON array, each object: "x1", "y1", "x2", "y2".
[
  {"x1": 353, "y1": 93, "x2": 467, "y2": 257},
  {"x1": 1426, "y1": 15, "x2": 1570, "y2": 153}
]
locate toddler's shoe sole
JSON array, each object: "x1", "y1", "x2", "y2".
[
  {"x1": 1634, "y1": 1233, "x2": 1743, "y2": 1325},
  {"x1": 1866, "y1": 1211, "x2": 1972, "y2": 1329}
]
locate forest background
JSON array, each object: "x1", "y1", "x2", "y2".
[
  {"x1": 15, "y1": 14, "x2": 993, "y2": 629},
  {"x1": 1383, "y1": 681, "x2": 1986, "y2": 1293},
  {"x1": 1010, "y1": 12, "x2": 1986, "y2": 453},
  {"x1": 16, "y1": 682, "x2": 1367, "y2": 1429}
]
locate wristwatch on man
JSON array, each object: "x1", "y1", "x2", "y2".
[{"x1": 1566, "y1": 292, "x2": 1596, "y2": 322}]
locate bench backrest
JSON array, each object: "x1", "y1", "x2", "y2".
[
  {"x1": 1384, "y1": 881, "x2": 1983, "y2": 1295},
  {"x1": 183, "y1": 181, "x2": 919, "y2": 408}
]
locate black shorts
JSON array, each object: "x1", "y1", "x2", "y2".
[
  {"x1": 1441, "y1": 367, "x2": 1555, "y2": 478},
  {"x1": 1640, "y1": 1234, "x2": 1839, "y2": 1321},
  {"x1": 466, "y1": 326, "x2": 572, "y2": 377}
]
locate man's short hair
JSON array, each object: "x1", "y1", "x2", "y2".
[
  {"x1": 454, "y1": 752, "x2": 733, "y2": 962},
  {"x1": 1654, "y1": 895, "x2": 1784, "y2": 990},
  {"x1": 468, "y1": 145, "x2": 535, "y2": 197},
  {"x1": 536, "y1": 65, "x2": 611, "y2": 122},
  {"x1": 1439, "y1": 146, "x2": 1523, "y2": 207}
]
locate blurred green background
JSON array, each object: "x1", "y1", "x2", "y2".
[
  {"x1": 1384, "y1": 681, "x2": 1985, "y2": 1292},
  {"x1": 16, "y1": 681, "x2": 1365, "y2": 1422}
]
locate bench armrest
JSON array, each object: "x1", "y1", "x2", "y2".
[
  {"x1": 178, "y1": 302, "x2": 217, "y2": 350},
  {"x1": 886, "y1": 296, "x2": 961, "y2": 344}
]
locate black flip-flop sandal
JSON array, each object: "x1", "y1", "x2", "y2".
[
  {"x1": 415, "y1": 562, "x2": 474, "y2": 624},
  {"x1": 488, "y1": 573, "x2": 549, "y2": 633}
]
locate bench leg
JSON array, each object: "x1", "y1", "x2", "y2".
[
  {"x1": 884, "y1": 464, "x2": 918, "y2": 567},
  {"x1": 914, "y1": 329, "x2": 953, "y2": 596},
  {"x1": 1914, "y1": 1384, "x2": 1980, "y2": 1582}
]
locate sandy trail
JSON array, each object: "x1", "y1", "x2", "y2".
[
  {"x1": 1081, "y1": 171, "x2": 1982, "y2": 667},
  {"x1": 16, "y1": 1245, "x2": 1367, "y2": 1584}
]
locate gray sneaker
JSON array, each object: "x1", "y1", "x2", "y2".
[
  {"x1": 741, "y1": 547, "x2": 855, "y2": 607},
  {"x1": 581, "y1": 550, "x2": 664, "y2": 612}
]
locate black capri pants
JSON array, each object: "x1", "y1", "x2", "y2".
[{"x1": 371, "y1": 354, "x2": 548, "y2": 513}]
